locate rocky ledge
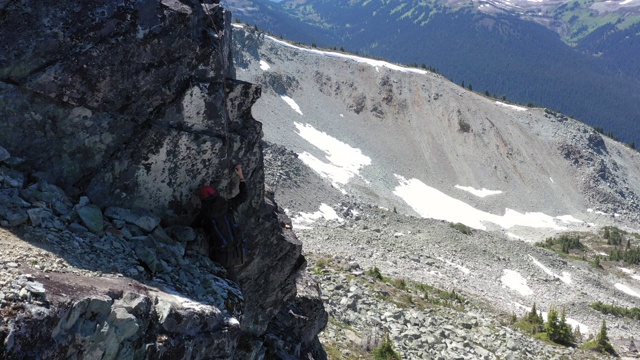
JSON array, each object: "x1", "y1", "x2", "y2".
[{"x1": 0, "y1": 146, "x2": 327, "y2": 359}]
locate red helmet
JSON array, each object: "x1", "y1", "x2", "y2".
[{"x1": 199, "y1": 186, "x2": 216, "y2": 199}]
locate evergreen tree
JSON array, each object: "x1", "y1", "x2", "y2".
[
  {"x1": 596, "y1": 320, "x2": 616, "y2": 355},
  {"x1": 545, "y1": 307, "x2": 561, "y2": 342},
  {"x1": 372, "y1": 333, "x2": 401, "y2": 360},
  {"x1": 558, "y1": 307, "x2": 573, "y2": 343},
  {"x1": 573, "y1": 326, "x2": 583, "y2": 343},
  {"x1": 528, "y1": 303, "x2": 543, "y2": 325}
]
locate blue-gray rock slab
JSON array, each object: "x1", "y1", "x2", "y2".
[
  {"x1": 76, "y1": 204, "x2": 104, "y2": 234},
  {"x1": 105, "y1": 207, "x2": 160, "y2": 233},
  {"x1": 165, "y1": 225, "x2": 196, "y2": 242},
  {"x1": 0, "y1": 146, "x2": 9, "y2": 162},
  {"x1": 26, "y1": 208, "x2": 54, "y2": 227},
  {"x1": 0, "y1": 166, "x2": 24, "y2": 188},
  {"x1": 3, "y1": 267, "x2": 243, "y2": 359}
]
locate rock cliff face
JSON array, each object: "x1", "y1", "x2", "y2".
[{"x1": 0, "y1": 1, "x2": 326, "y2": 359}]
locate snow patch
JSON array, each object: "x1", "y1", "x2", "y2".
[
  {"x1": 259, "y1": 60, "x2": 270, "y2": 70},
  {"x1": 280, "y1": 95, "x2": 303, "y2": 115},
  {"x1": 507, "y1": 233, "x2": 524, "y2": 240},
  {"x1": 587, "y1": 208, "x2": 610, "y2": 216},
  {"x1": 501, "y1": 269, "x2": 533, "y2": 296},
  {"x1": 266, "y1": 35, "x2": 429, "y2": 75},
  {"x1": 295, "y1": 122, "x2": 371, "y2": 189},
  {"x1": 455, "y1": 185, "x2": 502, "y2": 197},
  {"x1": 393, "y1": 176, "x2": 570, "y2": 231},
  {"x1": 615, "y1": 283, "x2": 640, "y2": 298},
  {"x1": 437, "y1": 257, "x2": 471, "y2": 274},
  {"x1": 291, "y1": 203, "x2": 343, "y2": 228},
  {"x1": 619, "y1": 267, "x2": 640, "y2": 281},
  {"x1": 528, "y1": 255, "x2": 572, "y2": 285},
  {"x1": 555, "y1": 215, "x2": 583, "y2": 224},
  {"x1": 495, "y1": 101, "x2": 528, "y2": 111}
]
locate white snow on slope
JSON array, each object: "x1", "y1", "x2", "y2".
[
  {"x1": 291, "y1": 203, "x2": 343, "y2": 229},
  {"x1": 295, "y1": 122, "x2": 371, "y2": 190},
  {"x1": 615, "y1": 283, "x2": 640, "y2": 298},
  {"x1": 501, "y1": 269, "x2": 533, "y2": 296},
  {"x1": 259, "y1": 60, "x2": 270, "y2": 70},
  {"x1": 619, "y1": 267, "x2": 640, "y2": 281},
  {"x1": 528, "y1": 255, "x2": 572, "y2": 285},
  {"x1": 455, "y1": 185, "x2": 502, "y2": 197},
  {"x1": 394, "y1": 176, "x2": 571, "y2": 231},
  {"x1": 437, "y1": 257, "x2": 471, "y2": 275},
  {"x1": 280, "y1": 95, "x2": 303, "y2": 115},
  {"x1": 266, "y1": 35, "x2": 429, "y2": 75},
  {"x1": 555, "y1": 215, "x2": 583, "y2": 224},
  {"x1": 496, "y1": 101, "x2": 528, "y2": 111}
]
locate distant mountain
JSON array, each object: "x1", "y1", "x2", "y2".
[
  {"x1": 223, "y1": 0, "x2": 640, "y2": 146},
  {"x1": 231, "y1": 25, "x2": 640, "y2": 355}
]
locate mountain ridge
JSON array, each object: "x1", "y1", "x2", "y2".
[
  {"x1": 225, "y1": 0, "x2": 640, "y2": 146},
  {"x1": 233, "y1": 26, "x2": 640, "y2": 235},
  {"x1": 233, "y1": 25, "x2": 640, "y2": 357}
]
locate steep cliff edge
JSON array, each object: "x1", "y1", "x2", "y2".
[{"x1": 0, "y1": 1, "x2": 326, "y2": 359}]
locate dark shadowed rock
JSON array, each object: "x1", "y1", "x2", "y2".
[{"x1": 0, "y1": 0, "x2": 326, "y2": 358}]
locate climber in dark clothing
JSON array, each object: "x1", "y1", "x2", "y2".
[{"x1": 193, "y1": 164, "x2": 248, "y2": 276}]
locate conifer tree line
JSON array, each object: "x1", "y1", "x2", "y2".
[{"x1": 516, "y1": 303, "x2": 615, "y2": 355}]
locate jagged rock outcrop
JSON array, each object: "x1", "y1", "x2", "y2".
[
  {"x1": 0, "y1": 1, "x2": 326, "y2": 359},
  {"x1": 0, "y1": 0, "x2": 246, "y2": 220}
]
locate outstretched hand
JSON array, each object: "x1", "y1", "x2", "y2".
[{"x1": 235, "y1": 164, "x2": 244, "y2": 180}]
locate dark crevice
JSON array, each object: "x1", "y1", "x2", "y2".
[
  {"x1": 0, "y1": 0, "x2": 20, "y2": 19},
  {"x1": 0, "y1": 78, "x2": 19, "y2": 86}
]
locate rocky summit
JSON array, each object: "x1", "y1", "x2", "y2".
[{"x1": 0, "y1": 1, "x2": 326, "y2": 359}]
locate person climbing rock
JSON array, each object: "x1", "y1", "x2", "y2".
[{"x1": 192, "y1": 164, "x2": 248, "y2": 279}]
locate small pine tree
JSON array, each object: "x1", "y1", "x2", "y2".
[
  {"x1": 546, "y1": 307, "x2": 561, "y2": 342},
  {"x1": 526, "y1": 303, "x2": 544, "y2": 333},
  {"x1": 558, "y1": 307, "x2": 573, "y2": 343},
  {"x1": 596, "y1": 320, "x2": 616, "y2": 355},
  {"x1": 372, "y1": 333, "x2": 401, "y2": 360},
  {"x1": 573, "y1": 326, "x2": 583, "y2": 343},
  {"x1": 528, "y1": 303, "x2": 540, "y2": 323}
]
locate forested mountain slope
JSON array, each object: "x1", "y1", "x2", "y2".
[{"x1": 224, "y1": 0, "x2": 640, "y2": 146}]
